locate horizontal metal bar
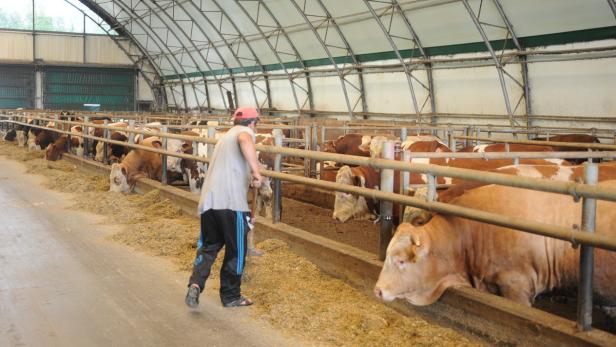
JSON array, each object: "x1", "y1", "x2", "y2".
[
  {"x1": 393, "y1": 151, "x2": 616, "y2": 160},
  {"x1": 5, "y1": 117, "x2": 616, "y2": 203},
  {"x1": 455, "y1": 135, "x2": 616, "y2": 150},
  {"x1": 262, "y1": 169, "x2": 616, "y2": 253}
]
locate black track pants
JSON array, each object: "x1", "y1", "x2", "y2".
[{"x1": 188, "y1": 209, "x2": 250, "y2": 304}]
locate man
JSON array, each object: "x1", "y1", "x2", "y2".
[{"x1": 185, "y1": 107, "x2": 263, "y2": 308}]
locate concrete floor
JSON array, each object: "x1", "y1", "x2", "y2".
[{"x1": 0, "y1": 157, "x2": 302, "y2": 347}]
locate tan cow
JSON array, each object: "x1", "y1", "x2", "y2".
[
  {"x1": 375, "y1": 182, "x2": 616, "y2": 315},
  {"x1": 109, "y1": 136, "x2": 163, "y2": 193}
]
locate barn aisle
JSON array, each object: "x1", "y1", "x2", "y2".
[{"x1": 0, "y1": 157, "x2": 298, "y2": 347}]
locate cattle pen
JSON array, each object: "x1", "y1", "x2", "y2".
[
  {"x1": 1, "y1": 3, "x2": 616, "y2": 344},
  {"x1": 2, "y1": 111, "x2": 616, "y2": 345}
]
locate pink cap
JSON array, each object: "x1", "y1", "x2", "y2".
[{"x1": 232, "y1": 107, "x2": 259, "y2": 120}]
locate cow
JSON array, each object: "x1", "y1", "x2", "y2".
[
  {"x1": 333, "y1": 139, "x2": 569, "y2": 222},
  {"x1": 534, "y1": 134, "x2": 602, "y2": 164},
  {"x1": 95, "y1": 132, "x2": 130, "y2": 163},
  {"x1": 45, "y1": 135, "x2": 80, "y2": 161},
  {"x1": 90, "y1": 121, "x2": 128, "y2": 157},
  {"x1": 323, "y1": 133, "x2": 371, "y2": 157},
  {"x1": 3, "y1": 129, "x2": 16, "y2": 141},
  {"x1": 27, "y1": 128, "x2": 40, "y2": 151},
  {"x1": 317, "y1": 161, "x2": 339, "y2": 182},
  {"x1": 459, "y1": 143, "x2": 555, "y2": 153},
  {"x1": 35, "y1": 130, "x2": 60, "y2": 150},
  {"x1": 406, "y1": 162, "x2": 616, "y2": 225},
  {"x1": 374, "y1": 182, "x2": 616, "y2": 321},
  {"x1": 109, "y1": 137, "x2": 163, "y2": 193},
  {"x1": 534, "y1": 133, "x2": 600, "y2": 145}
]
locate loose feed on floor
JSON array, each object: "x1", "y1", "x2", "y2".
[{"x1": 0, "y1": 141, "x2": 481, "y2": 346}]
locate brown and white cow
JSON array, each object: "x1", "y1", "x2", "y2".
[
  {"x1": 45, "y1": 135, "x2": 80, "y2": 161},
  {"x1": 333, "y1": 139, "x2": 569, "y2": 222},
  {"x1": 405, "y1": 162, "x2": 616, "y2": 225},
  {"x1": 323, "y1": 133, "x2": 371, "y2": 157},
  {"x1": 374, "y1": 182, "x2": 616, "y2": 316},
  {"x1": 459, "y1": 143, "x2": 555, "y2": 153},
  {"x1": 109, "y1": 137, "x2": 163, "y2": 193},
  {"x1": 95, "y1": 132, "x2": 130, "y2": 163},
  {"x1": 35, "y1": 130, "x2": 60, "y2": 150}
]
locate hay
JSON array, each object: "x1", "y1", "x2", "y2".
[
  {"x1": 241, "y1": 239, "x2": 477, "y2": 346},
  {"x1": 0, "y1": 140, "x2": 479, "y2": 346}
]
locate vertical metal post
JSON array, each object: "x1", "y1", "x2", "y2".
[
  {"x1": 272, "y1": 129, "x2": 283, "y2": 223},
  {"x1": 304, "y1": 125, "x2": 311, "y2": 178},
  {"x1": 399, "y1": 128, "x2": 408, "y2": 222},
  {"x1": 514, "y1": 157, "x2": 520, "y2": 166},
  {"x1": 577, "y1": 162, "x2": 598, "y2": 331},
  {"x1": 128, "y1": 120, "x2": 135, "y2": 144},
  {"x1": 310, "y1": 125, "x2": 318, "y2": 178},
  {"x1": 426, "y1": 174, "x2": 436, "y2": 202},
  {"x1": 161, "y1": 126, "x2": 168, "y2": 185},
  {"x1": 452, "y1": 136, "x2": 457, "y2": 152},
  {"x1": 474, "y1": 127, "x2": 480, "y2": 145},
  {"x1": 102, "y1": 119, "x2": 109, "y2": 165},
  {"x1": 464, "y1": 126, "x2": 471, "y2": 148},
  {"x1": 206, "y1": 125, "x2": 216, "y2": 171},
  {"x1": 82, "y1": 116, "x2": 89, "y2": 158},
  {"x1": 379, "y1": 140, "x2": 395, "y2": 261},
  {"x1": 505, "y1": 142, "x2": 510, "y2": 153},
  {"x1": 445, "y1": 128, "x2": 451, "y2": 148}
]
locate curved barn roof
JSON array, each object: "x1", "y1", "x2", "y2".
[{"x1": 79, "y1": 0, "x2": 616, "y2": 123}]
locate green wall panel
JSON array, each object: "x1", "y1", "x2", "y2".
[
  {"x1": 0, "y1": 65, "x2": 34, "y2": 109},
  {"x1": 43, "y1": 66, "x2": 135, "y2": 111}
]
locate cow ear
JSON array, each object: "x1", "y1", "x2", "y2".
[
  {"x1": 121, "y1": 166, "x2": 128, "y2": 176},
  {"x1": 152, "y1": 140, "x2": 163, "y2": 149}
]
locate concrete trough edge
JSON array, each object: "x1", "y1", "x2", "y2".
[{"x1": 63, "y1": 153, "x2": 615, "y2": 346}]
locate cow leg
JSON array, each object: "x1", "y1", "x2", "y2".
[{"x1": 494, "y1": 271, "x2": 535, "y2": 306}]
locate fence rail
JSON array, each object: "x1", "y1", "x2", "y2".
[{"x1": 1, "y1": 114, "x2": 614, "y2": 332}]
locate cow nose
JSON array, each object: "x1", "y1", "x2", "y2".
[{"x1": 374, "y1": 286, "x2": 383, "y2": 299}]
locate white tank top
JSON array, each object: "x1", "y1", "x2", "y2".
[{"x1": 198, "y1": 125, "x2": 255, "y2": 214}]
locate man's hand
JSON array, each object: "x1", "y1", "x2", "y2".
[{"x1": 251, "y1": 171, "x2": 263, "y2": 188}]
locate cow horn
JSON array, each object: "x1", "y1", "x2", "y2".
[{"x1": 410, "y1": 210, "x2": 433, "y2": 226}]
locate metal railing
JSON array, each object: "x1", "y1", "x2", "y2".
[{"x1": 1, "y1": 114, "x2": 614, "y2": 331}]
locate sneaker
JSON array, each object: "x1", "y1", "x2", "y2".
[
  {"x1": 222, "y1": 296, "x2": 253, "y2": 308},
  {"x1": 185, "y1": 285, "x2": 200, "y2": 308}
]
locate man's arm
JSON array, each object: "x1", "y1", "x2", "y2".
[{"x1": 238, "y1": 132, "x2": 263, "y2": 187}]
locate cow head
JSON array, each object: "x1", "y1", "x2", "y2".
[
  {"x1": 374, "y1": 222, "x2": 470, "y2": 306},
  {"x1": 95, "y1": 141, "x2": 104, "y2": 162},
  {"x1": 27, "y1": 131, "x2": 39, "y2": 151},
  {"x1": 332, "y1": 165, "x2": 373, "y2": 222},
  {"x1": 256, "y1": 163, "x2": 273, "y2": 200},
  {"x1": 322, "y1": 141, "x2": 336, "y2": 153},
  {"x1": 16, "y1": 130, "x2": 26, "y2": 147},
  {"x1": 109, "y1": 163, "x2": 130, "y2": 193},
  {"x1": 45, "y1": 143, "x2": 62, "y2": 161}
]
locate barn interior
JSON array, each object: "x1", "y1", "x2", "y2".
[{"x1": 0, "y1": 1, "x2": 615, "y2": 346}]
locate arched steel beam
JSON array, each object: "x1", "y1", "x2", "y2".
[
  {"x1": 289, "y1": 0, "x2": 366, "y2": 119},
  {"x1": 92, "y1": 0, "x2": 192, "y2": 110},
  {"x1": 182, "y1": 0, "x2": 267, "y2": 110},
  {"x1": 491, "y1": 0, "x2": 531, "y2": 123},
  {"x1": 362, "y1": 0, "x2": 433, "y2": 124},
  {"x1": 70, "y1": 0, "x2": 162, "y2": 109},
  {"x1": 462, "y1": 0, "x2": 519, "y2": 127},
  {"x1": 230, "y1": 0, "x2": 314, "y2": 114},
  {"x1": 77, "y1": 0, "x2": 169, "y2": 108},
  {"x1": 118, "y1": 0, "x2": 223, "y2": 112},
  {"x1": 608, "y1": 0, "x2": 616, "y2": 21},
  {"x1": 234, "y1": 0, "x2": 310, "y2": 114},
  {"x1": 144, "y1": 0, "x2": 231, "y2": 112}
]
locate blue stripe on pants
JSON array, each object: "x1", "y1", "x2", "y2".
[{"x1": 236, "y1": 212, "x2": 245, "y2": 275}]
